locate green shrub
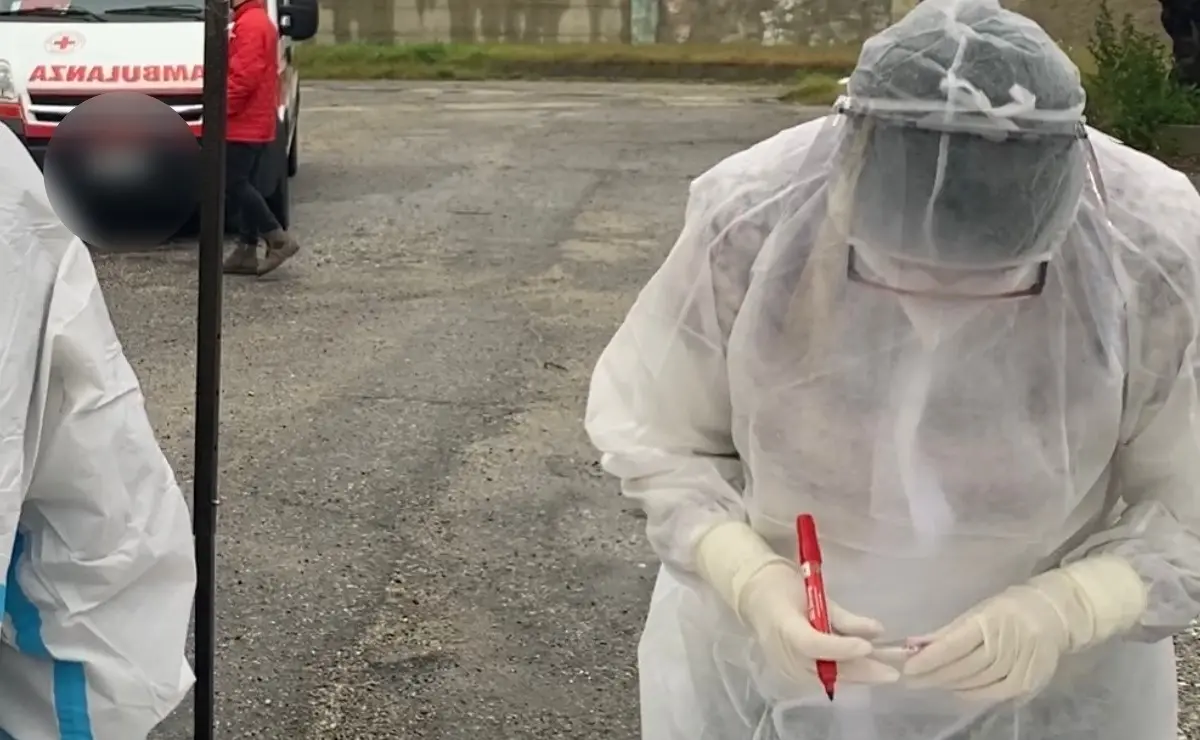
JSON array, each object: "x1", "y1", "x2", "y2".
[{"x1": 1083, "y1": 0, "x2": 1200, "y2": 152}]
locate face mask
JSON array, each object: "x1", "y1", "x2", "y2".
[
  {"x1": 848, "y1": 242, "x2": 1045, "y2": 299},
  {"x1": 849, "y1": 243, "x2": 1043, "y2": 346}
]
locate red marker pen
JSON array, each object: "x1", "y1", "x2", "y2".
[{"x1": 796, "y1": 513, "x2": 836, "y2": 700}]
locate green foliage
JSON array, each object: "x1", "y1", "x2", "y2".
[{"x1": 1084, "y1": 0, "x2": 1200, "y2": 152}]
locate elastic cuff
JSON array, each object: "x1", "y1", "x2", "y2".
[
  {"x1": 694, "y1": 521, "x2": 792, "y2": 618},
  {"x1": 1063, "y1": 554, "x2": 1148, "y2": 643}
]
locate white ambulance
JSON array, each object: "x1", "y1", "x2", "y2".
[{"x1": 0, "y1": 0, "x2": 318, "y2": 227}]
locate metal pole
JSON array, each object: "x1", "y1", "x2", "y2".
[{"x1": 194, "y1": 0, "x2": 228, "y2": 736}]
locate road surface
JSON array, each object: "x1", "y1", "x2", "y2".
[
  {"x1": 87, "y1": 80, "x2": 1200, "y2": 738},
  {"x1": 122, "y1": 80, "x2": 796, "y2": 739}
]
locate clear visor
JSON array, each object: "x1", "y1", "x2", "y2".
[{"x1": 836, "y1": 108, "x2": 1089, "y2": 271}]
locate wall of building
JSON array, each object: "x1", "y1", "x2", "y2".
[
  {"x1": 313, "y1": 0, "x2": 1162, "y2": 49},
  {"x1": 314, "y1": 0, "x2": 628, "y2": 43}
]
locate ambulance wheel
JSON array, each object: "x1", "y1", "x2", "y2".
[
  {"x1": 267, "y1": 163, "x2": 290, "y2": 230},
  {"x1": 287, "y1": 124, "x2": 298, "y2": 177}
]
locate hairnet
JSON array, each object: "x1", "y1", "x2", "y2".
[{"x1": 838, "y1": 0, "x2": 1089, "y2": 268}]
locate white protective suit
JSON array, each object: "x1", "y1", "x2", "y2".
[
  {"x1": 0, "y1": 125, "x2": 196, "y2": 737},
  {"x1": 585, "y1": 1, "x2": 1200, "y2": 739}
]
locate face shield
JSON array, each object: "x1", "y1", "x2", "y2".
[
  {"x1": 836, "y1": 106, "x2": 1091, "y2": 299},
  {"x1": 826, "y1": 0, "x2": 1095, "y2": 301}
]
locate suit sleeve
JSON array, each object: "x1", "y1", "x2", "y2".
[
  {"x1": 15, "y1": 225, "x2": 197, "y2": 740},
  {"x1": 0, "y1": 126, "x2": 194, "y2": 739},
  {"x1": 0, "y1": 127, "x2": 57, "y2": 611},
  {"x1": 1063, "y1": 174, "x2": 1200, "y2": 642},
  {"x1": 584, "y1": 175, "x2": 764, "y2": 580}
]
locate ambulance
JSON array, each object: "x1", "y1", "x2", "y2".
[{"x1": 0, "y1": 0, "x2": 318, "y2": 228}]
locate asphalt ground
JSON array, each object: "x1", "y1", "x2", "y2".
[
  {"x1": 113, "y1": 80, "x2": 801, "y2": 739},
  {"x1": 83, "y1": 80, "x2": 1200, "y2": 738}
]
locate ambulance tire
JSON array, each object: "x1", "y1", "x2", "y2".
[
  {"x1": 287, "y1": 123, "x2": 298, "y2": 177},
  {"x1": 267, "y1": 161, "x2": 290, "y2": 230}
]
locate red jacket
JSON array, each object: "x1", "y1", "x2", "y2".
[{"x1": 226, "y1": 0, "x2": 278, "y2": 143}]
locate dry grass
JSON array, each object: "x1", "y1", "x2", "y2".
[
  {"x1": 295, "y1": 41, "x2": 862, "y2": 82},
  {"x1": 778, "y1": 72, "x2": 845, "y2": 105},
  {"x1": 293, "y1": 40, "x2": 1102, "y2": 114}
]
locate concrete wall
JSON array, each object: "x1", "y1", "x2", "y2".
[
  {"x1": 1009, "y1": 0, "x2": 1163, "y2": 51},
  {"x1": 313, "y1": 0, "x2": 1161, "y2": 48},
  {"x1": 652, "y1": 0, "x2": 1164, "y2": 47},
  {"x1": 314, "y1": 0, "x2": 628, "y2": 42}
]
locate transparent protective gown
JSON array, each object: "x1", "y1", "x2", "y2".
[
  {"x1": 586, "y1": 9, "x2": 1200, "y2": 740},
  {"x1": 0, "y1": 126, "x2": 196, "y2": 738}
]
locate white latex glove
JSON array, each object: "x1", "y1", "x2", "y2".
[
  {"x1": 695, "y1": 521, "x2": 900, "y2": 688},
  {"x1": 903, "y1": 555, "x2": 1148, "y2": 704}
]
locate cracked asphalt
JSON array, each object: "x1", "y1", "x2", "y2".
[{"x1": 83, "y1": 80, "x2": 1200, "y2": 739}]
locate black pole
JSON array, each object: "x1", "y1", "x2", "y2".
[{"x1": 194, "y1": 0, "x2": 228, "y2": 736}]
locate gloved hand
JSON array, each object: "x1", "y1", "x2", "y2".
[
  {"x1": 695, "y1": 521, "x2": 900, "y2": 687},
  {"x1": 903, "y1": 554, "x2": 1147, "y2": 704}
]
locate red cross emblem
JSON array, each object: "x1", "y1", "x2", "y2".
[{"x1": 45, "y1": 31, "x2": 83, "y2": 53}]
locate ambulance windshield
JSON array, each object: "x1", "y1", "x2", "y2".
[{"x1": 0, "y1": 0, "x2": 203, "y2": 20}]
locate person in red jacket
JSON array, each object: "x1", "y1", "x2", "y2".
[{"x1": 221, "y1": 0, "x2": 301, "y2": 276}]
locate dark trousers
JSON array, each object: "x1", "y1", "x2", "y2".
[{"x1": 226, "y1": 142, "x2": 279, "y2": 246}]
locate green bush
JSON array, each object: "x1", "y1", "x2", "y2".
[{"x1": 1083, "y1": 0, "x2": 1200, "y2": 152}]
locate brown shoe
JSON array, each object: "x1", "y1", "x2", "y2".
[
  {"x1": 258, "y1": 229, "x2": 300, "y2": 276},
  {"x1": 223, "y1": 243, "x2": 258, "y2": 275}
]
